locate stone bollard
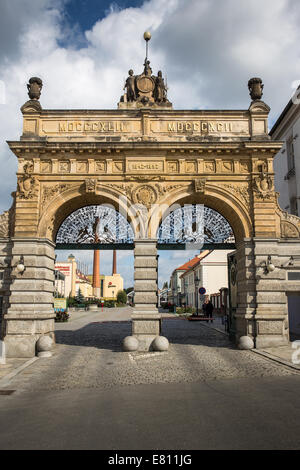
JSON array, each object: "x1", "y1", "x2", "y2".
[
  {"x1": 0, "y1": 340, "x2": 6, "y2": 365},
  {"x1": 123, "y1": 336, "x2": 139, "y2": 352},
  {"x1": 152, "y1": 336, "x2": 169, "y2": 352},
  {"x1": 238, "y1": 336, "x2": 254, "y2": 350},
  {"x1": 36, "y1": 335, "x2": 53, "y2": 358}
]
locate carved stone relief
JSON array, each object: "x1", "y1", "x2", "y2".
[
  {"x1": 185, "y1": 161, "x2": 196, "y2": 173},
  {"x1": 113, "y1": 162, "x2": 124, "y2": 173},
  {"x1": 59, "y1": 161, "x2": 70, "y2": 173},
  {"x1": 41, "y1": 183, "x2": 74, "y2": 209},
  {"x1": 205, "y1": 161, "x2": 215, "y2": 173},
  {"x1": 194, "y1": 178, "x2": 206, "y2": 194},
  {"x1": 17, "y1": 161, "x2": 39, "y2": 199},
  {"x1": 40, "y1": 160, "x2": 52, "y2": 173},
  {"x1": 95, "y1": 161, "x2": 106, "y2": 173},
  {"x1": 223, "y1": 183, "x2": 251, "y2": 210},
  {"x1": 132, "y1": 185, "x2": 158, "y2": 207},
  {"x1": 281, "y1": 221, "x2": 300, "y2": 238},
  {"x1": 253, "y1": 172, "x2": 274, "y2": 199},
  {"x1": 168, "y1": 162, "x2": 178, "y2": 173},
  {"x1": 77, "y1": 161, "x2": 88, "y2": 173},
  {"x1": 85, "y1": 178, "x2": 97, "y2": 193}
]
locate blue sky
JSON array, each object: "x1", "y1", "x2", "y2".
[{"x1": 64, "y1": 0, "x2": 144, "y2": 32}]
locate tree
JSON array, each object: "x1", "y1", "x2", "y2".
[
  {"x1": 126, "y1": 287, "x2": 134, "y2": 294},
  {"x1": 76, "y1": 287, "x2": 84, "y2": 304},
  {"x1": 117, "y1": 289, "x2": 128, "y2": 304}
]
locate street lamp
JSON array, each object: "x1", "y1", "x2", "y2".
[
  {"x1": 184, "y1": 280, "x2": 188, "y2": 313},
  {"x1": 194, "y1": 275, "x2": 200, "y2": 316}
]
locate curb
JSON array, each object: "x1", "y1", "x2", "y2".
[
  {"x1": 0, "y1": 357, "x2": 39, "y2": 388},
  {"x1": 250, "y1": 349, "x2": 300, "y2": 372}
]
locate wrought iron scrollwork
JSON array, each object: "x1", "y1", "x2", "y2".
[
  {"x1": 56, "y1": 205, "x2": 134, "y2": 245},
  {"x1": 157, "y1": 205, "x2": 235, "y2": 245}
]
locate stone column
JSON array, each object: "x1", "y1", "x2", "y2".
[
  {"x1": 131, "y1": 239, "x2": 163, "y2": 351},
  {"x1": 4, "y1": 238, "x2": 56, "y2": 358},
  {"x1": 234, "y1": 238, "x2": 290, "y2": 349}
]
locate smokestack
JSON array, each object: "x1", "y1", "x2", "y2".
[
  {"x1": 112, "y1": 250, "x2": 117, "y2": 275},
  {"x1": 93, "y1": 250, "x2": 100, "y2": 297}
]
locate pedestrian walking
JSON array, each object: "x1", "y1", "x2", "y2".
[{"x1": 204, "y1": 299, "x2": 214, "y2": 323}]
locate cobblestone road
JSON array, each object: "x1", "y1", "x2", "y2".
[{"x1": 7, "y1": 307, "x2": 297, "y2": 395}]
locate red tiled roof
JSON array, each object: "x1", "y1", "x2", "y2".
[{"x1": 179, "y1": 250, "x2": 213, "y2": 278}]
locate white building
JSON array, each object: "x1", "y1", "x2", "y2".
[
  {"x1": 271, "y1": 90, "x2": 300, "y2": 338},
  {"x1": 271, "y1": 86, "x2": 300, "y2": 216},
  {"x1": 180, "y1": 250, "x2": 233, "y2": 309}
]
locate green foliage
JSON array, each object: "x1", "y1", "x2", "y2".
[
  {"x1": 104, "y1": 300, "x2": 115, "y2": 308},
  {"x1": 117, "y1": 290, "x2": 127, "y2": 304},
  {"x1": 55, "y1": 311, "x2": 69, "y2": 322},
  {"x1": 125, "y1": 287, "x2": 134, "y2": 294},
  {"x1": 76, "y1": 288, "x2": 84, "y2": 304}
]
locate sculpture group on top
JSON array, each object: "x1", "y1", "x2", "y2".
[{"x1": 119, "y1": 32, "x2": 172, "y2": 109}]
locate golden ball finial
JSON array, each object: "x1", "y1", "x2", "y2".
[{"x1": 143, "y1": 31, "x2": 151, "y2": 42}]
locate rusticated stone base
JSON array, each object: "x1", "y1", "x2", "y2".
[
  {"x1": 131, "y1": 312, "x2": 161, "y2": 351},
  {"x1": 4, "y1": 238, "x2": 56, "y2": 358}
]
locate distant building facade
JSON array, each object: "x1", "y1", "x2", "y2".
[
  {"x1": 271, "y1": 87, "x2": 300, "y2": 216},
  {"x1": 180, "y1": 250, "x2": 233, "y2": 309},
  {"x1": 55, "y1": 254, "x2": 92, "y2": 298}
]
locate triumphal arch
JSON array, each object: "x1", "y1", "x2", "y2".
[{"x1": 1, "y1": 46, "x2": 300, "y2": 357}]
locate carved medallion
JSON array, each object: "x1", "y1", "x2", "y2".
[
  {"x1": 253, "y1": 173, "x2": 274, "y2": 199},
  {"x1": 17, "y1": 162, "x2": 38, "y2": 199},
  {"x1": 132, "y1": 185, "x2": 158, "y2": 207},
  {"x1": 136, "y1": 75, "x2": 155, "y2": 94}
]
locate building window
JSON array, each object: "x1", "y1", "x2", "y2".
[
  {"x1": 290, "y1": 197, "x2": 298, "y2": 216},
  {"x1": 0, "y1": 271, "x2": 4, "y2": 281},
  {"x1": 287, "y1": 136, "x2": 295, "y2": 173}
]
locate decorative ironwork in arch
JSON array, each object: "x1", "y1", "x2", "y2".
[
  {"x1": 157, "y1": 205, "x2": 235, "y2": 246},
  {"x1": 56, "y1": 205, "x2": 134, "y2": 247}
]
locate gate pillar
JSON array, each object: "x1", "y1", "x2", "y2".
[
  {"x1": 4, "y1": 238, "x2": 56, "y2": 358},
  {"x1": 234, "y1": 238, "x2": 291, "y2": 348},
  {"x1": 131, "y1": 239, "x2": 162, "y2": 351}
]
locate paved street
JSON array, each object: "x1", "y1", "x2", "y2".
[{"x1": 0, "y1": 307, "x2": 300, "y2": 450}]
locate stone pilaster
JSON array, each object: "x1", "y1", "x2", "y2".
[
  {"x1": 252, "y1": 238, "x2": 289, "y2": 348},
  {"x1": 131, "y1": 239, "x2": 161, "y2": 351},
  {"x1": 4, "y1": 238, "x2": 56, "y2": 358}
]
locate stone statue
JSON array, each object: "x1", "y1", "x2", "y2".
[
  {"x1": 248, "y1": 77, "x2": 264, "y2": 101},
  {"x1": 124, "y1": 70, "x2": 136, "y2": 102},
  {"x1": 154, "y1": 71, "x2": 167, "y2": 103},
  {"x1": 27, "y1": 77, "x2": 43, "y2": 101},
  {"x1": 144, "y1": 60, "x2": 152, "y2": 77}
]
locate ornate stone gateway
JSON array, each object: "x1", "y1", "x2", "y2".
[{"x1": 1, "y1": 38, "x2": 300, "y2": 357}]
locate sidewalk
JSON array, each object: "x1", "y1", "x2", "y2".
[
  {"x1": 0, "y1": 357, "x2": 38, "y2": 387},
  {"x1": 253, "y1": 344, "x2": 300, "y2": 371}
]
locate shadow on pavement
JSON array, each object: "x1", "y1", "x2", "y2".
[{"x1": 55, "y1": 318, "x2": 235, "y2": 351}]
